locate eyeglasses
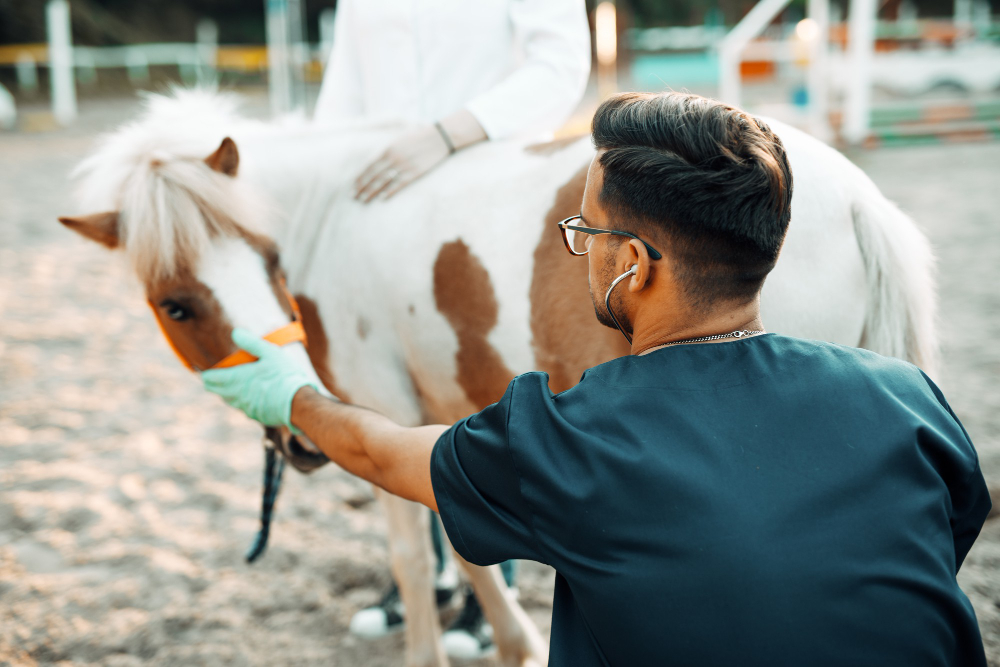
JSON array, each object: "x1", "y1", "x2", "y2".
[{"x1": 557, "y1": 215, "x2": 663, "y2": 260}]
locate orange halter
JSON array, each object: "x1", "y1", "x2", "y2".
[{"x1": 148, "y1": 279, "x2": 308, "y2": 372}]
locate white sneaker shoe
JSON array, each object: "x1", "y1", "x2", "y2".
[
  {"x1": 442, "y1": 588, "x2": 497, "y2": 660},
  {"x1": 349, "y1": 585, "x2": 405, "y2": 638},
  {"x1": 349, "y1": 565, "x2": 460, "y2": 640}
]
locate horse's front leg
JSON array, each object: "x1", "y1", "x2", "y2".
[
  {"x1": 454, "y1": 552, "x2": 548, "y2": 667},
  {"x1": 376, "y1": 488, "x2": 449, "y2": 667}
]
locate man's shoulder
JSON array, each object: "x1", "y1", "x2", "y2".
[
  {"x1": 751, "y1": 338, "x2": 955, "y2": 428},
  {"x1": 778, "y1": 334, "x2": 920, "y2": 369},
  {"x1": 584, "y1": 334, "x2": 923, "y2": 380},
  {"x1": 776, "y1": 336, "x2": 931, "y2": 389}
]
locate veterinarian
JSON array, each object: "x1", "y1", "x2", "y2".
[
  {"x1": 204, "y1": 92, "x2": 990, "y2": 666},
  {"x1": 314, "y1": 0, "x2": 591, "y2": 651},
  {"x1": 315, "y1": 0, "x2": 591, "y2": 203}
]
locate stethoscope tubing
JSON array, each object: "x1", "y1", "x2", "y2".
[{"x1": 604, "y1": 266, "x2": 636, "y2": 345}]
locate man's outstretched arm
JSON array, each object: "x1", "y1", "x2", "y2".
[
  {"x1": 201, "y1": 329, "x2": 445, "y2": 511},
  {"x1": 290, "y1": 387, "x2": 445, "y2": 511}
]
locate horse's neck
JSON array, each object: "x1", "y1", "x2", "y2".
[{"x1": 239, "y1": 124, "x2": 397, "y2": 283}]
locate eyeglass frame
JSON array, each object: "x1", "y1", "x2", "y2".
[{"x1": 557, "y1": 215, "x2": 663, "y2": 260}]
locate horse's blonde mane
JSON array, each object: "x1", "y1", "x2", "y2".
[{"x1": 73, "y1": 88, "x2": 275, "y2": 284}]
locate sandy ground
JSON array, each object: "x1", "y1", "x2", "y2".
[{"x1": 1, "y1": 95, "x2": 999, "y2": 666}]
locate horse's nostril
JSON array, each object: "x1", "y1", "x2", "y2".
[{"x1": 268, "y1": 428, "x2": 330, "y2": 474}]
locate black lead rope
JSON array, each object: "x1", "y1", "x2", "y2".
[{"x1": 245, "y1": 444, "x2": 286, "y2": 563}]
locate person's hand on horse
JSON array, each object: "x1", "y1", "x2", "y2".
[
  {"x1": 201, "y1": 328, "x2": 318, "y2": 431},
  {"x1": 354, "y1": 124, "x2": 451, "y2": 202},
  {"x1": 354, "y1": 110, "x2": 488, "y2": 203}
]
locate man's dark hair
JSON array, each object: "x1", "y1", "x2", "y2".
[{"x1": 592, "y1": 92, "x2": 793, "y2": 307}]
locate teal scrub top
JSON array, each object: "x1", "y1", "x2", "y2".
[{"x1": 431, "y1": 334, "x2": 989, "y2": 667}]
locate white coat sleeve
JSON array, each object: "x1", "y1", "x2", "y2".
[
  {"x1": 465, "y1": 0, "x2": 592, "y2": 140},
  {"x1": 313, "y1": 0, "x2": 364, "y2": 120}
]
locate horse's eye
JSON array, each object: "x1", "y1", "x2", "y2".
[{"x1": 161, "y1": 300, "x2": 192, "y2": 322}]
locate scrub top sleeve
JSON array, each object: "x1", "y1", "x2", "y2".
[
  {"x1": 920, "y1": 371, "x2": 992, "y2": 569},
  {"x1": 431, "y1": 377, "x2": 540, "y2": 566},
  {"x1": 952, "y1": 461, "x2": 990, "y2": 569},
  {"x1": 464, "y1": 0, "x2": 591, "y2": 139}
]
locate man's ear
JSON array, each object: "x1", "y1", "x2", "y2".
[
  {"x1": 58, "y1": 211, "x2": 120, "y2": 249},
  {"x1": 205, "y1": 137, "x2": 239, "y2": 177},
  {"x1": 626, "y1": 239, "x2": 652, "y2": 292}
]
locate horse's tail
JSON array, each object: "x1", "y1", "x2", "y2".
[{"x1": 851, "y1": 179, "x2": 938, "y2": 376}]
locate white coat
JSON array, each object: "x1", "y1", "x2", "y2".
[{"x1": 314, "y1": 0, "x2": 592, "y2": 139}]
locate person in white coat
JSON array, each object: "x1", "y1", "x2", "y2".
[
  {"x1": 313, "y1": 0, "x2": 591, "y2": 658},
  {"x1": 315, "y1": 0, "x2": 591, "y2": 201}
]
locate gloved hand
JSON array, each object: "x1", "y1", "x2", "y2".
[
  {"x1": 355, "y1": 124, "x2": 451, "y2": 202},
  {"x1": 201, "y1": 328, "x2": 319, "y2": 431}
]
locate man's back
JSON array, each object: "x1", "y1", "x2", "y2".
[{"x1": 432, "y1": 334, "x2": 990, "y2": 666}]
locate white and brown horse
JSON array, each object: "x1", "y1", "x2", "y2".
[{"x1": 61, "y1": 90, "x2": 936, "y2": 667}]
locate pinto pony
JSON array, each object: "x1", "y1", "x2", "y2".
[{"x1": 61, "y1": 90, "x2": 936, "y2": 667}]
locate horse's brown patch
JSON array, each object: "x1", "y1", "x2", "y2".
[
  {"x1": 524, "y1": 135, "x2": 587, "y2": 156},
  {"x1": 295, "y1": 295, "x2": 351, "y2": 402},
  {"x1": 433, "y1": 240, "x2": 516, "y2": 409},
  {"x1": 134, "y1": 228, "x2": 293, "y2": 372},
  {"x1": 146, "y1": 270, "x2": 233, "y2": 371},
  {"x1": 529, "y1": 165, "x2": 630, "y2": 392}
]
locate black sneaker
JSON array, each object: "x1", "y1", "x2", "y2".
[
  {"x1": 442, "y1": 588, "x2": 496, "y2": 659},
  {"x1": 349, "y1": 567, "x2": 459, "y2": 639}
]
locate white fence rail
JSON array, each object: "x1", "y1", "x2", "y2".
[{"x1": 718, "y1": 0, "x2": 835, "y2": 140}]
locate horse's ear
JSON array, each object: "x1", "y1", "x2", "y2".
[
  {"x1": 205, "y1": 137, "x2": 239, "y2": 177},
  {"x1": 58, "y1": 211, "x2": 120, "y2": 249}
]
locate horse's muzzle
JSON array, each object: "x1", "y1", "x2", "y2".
[{"x1": 265, "y1": 426, "x2": 330, "y2": 473}]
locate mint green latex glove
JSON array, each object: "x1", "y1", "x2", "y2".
[{"x1": 201, "y1": 328, "x2": 318, "y2": 431}]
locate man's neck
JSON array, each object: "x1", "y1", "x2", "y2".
[{"x1": 629, "y1": 300, "x2": 764, "y2": 356}]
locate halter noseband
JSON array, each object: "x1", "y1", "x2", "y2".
[{"x1": 148, "y1": 278, "x2": 308, "y2": 372}]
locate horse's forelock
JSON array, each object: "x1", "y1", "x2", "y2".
[
  {"x1": 119, "y1": 156, "x2": 267, "y2": 285},
  {"x1": 72, "y1": 91, "x2": 270, "y2": 286}
]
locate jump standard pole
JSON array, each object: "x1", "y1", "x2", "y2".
[
  {"x1": 47, "y1": 0, "x2": 77, "y2": 126},
  {"x1": 843, "y1": 0, "x2": 877, "y2": 145}
]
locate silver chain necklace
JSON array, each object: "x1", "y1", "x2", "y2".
[
  {"x1": 671, "y1": 329, "x2": 765, "y2": 345},
  {"x1": 651, "y1": 329, "x2": 766, "y2": 351}
]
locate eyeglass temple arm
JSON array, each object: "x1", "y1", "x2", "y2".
[{"x1": 573, "y1": 228, "x2": 663, "y2": 261}]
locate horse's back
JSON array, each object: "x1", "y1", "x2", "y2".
[
  {"x1": 762, "y1": 119, "x2": 936, "y2": 372},
  {"x1": 757, "y1": 119, "x2": 870, "y2": 347}
]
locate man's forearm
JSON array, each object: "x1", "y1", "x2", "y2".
[{"x1": 290, "y1": 387, "x2": 445, "y2": 510}]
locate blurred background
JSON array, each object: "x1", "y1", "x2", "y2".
[
  {"x1": 1, "y1": 0, "x2": 999, "y2": 140},
  {"x1": 1, "y1": 1, "x2": 999, "y2": 666}
]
